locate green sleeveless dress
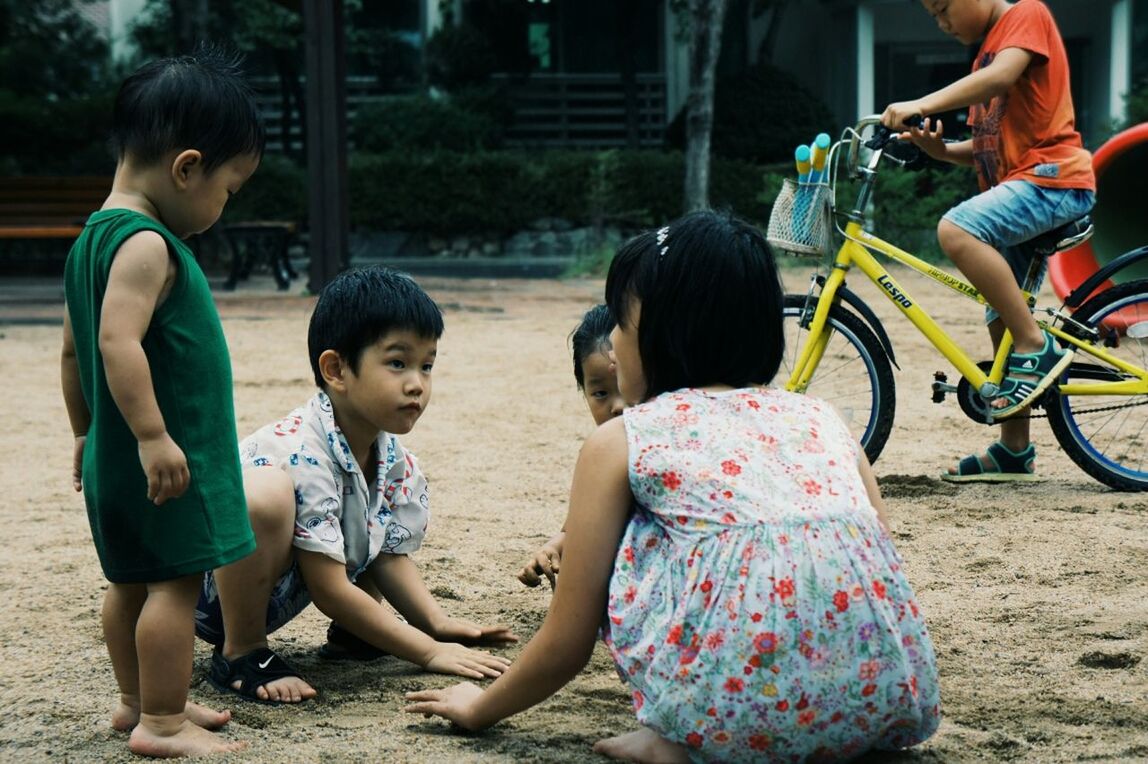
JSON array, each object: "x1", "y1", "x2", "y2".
[{"x1": 64, "y1": 209, "x2": 255, "y2": 583}]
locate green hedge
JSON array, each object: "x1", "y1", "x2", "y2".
[
  {"x1": 223, "y1": 148, "x2": 975, "y2": 259},
  {"x1": 346, "y1": 150, "x2": 770, "y2": 235}
]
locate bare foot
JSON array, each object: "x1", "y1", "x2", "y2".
[
  {"x1": 111, "y1": 696, "x2": 232, "y2": 732},
  {"x1": 129, "y1": 712, "x2": 246, "y2": 758},
  {"x1": 593, "y1": 728, "x2": 690, "y2": 763},
  {"x1": 230, "y1": 674, "x2": 316, "y2": 703}
]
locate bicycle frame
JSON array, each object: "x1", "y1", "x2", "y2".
[{"x1": 785, "y1": 198, "x2": 1148, "y2": 402}]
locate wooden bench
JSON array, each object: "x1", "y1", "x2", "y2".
[
  {"x1": 0, "y1": 176, "x2": 112, "y2": 239},
  {"x1": 222, "y1": 220, "x2": 298, "y2": 291}
]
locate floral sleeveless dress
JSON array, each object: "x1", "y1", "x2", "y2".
[{"x1": 602, "y1": 388, "x2": 940, "y2": 762}]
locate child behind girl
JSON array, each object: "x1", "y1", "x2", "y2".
[
  {"x1": 518, "y1": 304, "x2": 624, "y2": 588},
  {"x1": 408, "y1": 211, "x2": 940, "y2": 761}
]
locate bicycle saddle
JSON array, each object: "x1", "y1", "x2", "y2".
[{"x1": 1029, "y1": 215, "x2": 1093, "y2": 258}]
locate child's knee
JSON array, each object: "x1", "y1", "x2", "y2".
[
  {"x1": 937, "y1": 218, "x2": 966, "y2": 252},
  {"x1": 241, "y1": 467, "x2": 296, "y2": 530}
]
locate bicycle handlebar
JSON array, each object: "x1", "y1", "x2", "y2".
[{"x1": 845, "y1": 114, "x2": 926, "y2": 178}]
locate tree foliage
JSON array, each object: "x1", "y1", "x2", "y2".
[{"x1": 0, "y1": 0, "x2": 116, "y2": 173}]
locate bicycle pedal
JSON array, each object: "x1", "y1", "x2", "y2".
[{"x1": 931, "y1": 372, "x2": 955, "y2": 403}]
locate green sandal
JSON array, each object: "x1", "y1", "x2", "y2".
[
  {"x1": 941, "y1": 441, "x2": 1041, "y2": 483},
  {"x1": 992, "y1": 331, "x2": 1075, "y2": 419}
]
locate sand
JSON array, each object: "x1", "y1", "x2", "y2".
[{"x1": 0, "y1": 267, "x2": 1145, "y2": 763}]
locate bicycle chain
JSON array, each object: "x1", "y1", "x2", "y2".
[{"x1": 1011, "y1": 397, "x2": 1148, "y2": 420}]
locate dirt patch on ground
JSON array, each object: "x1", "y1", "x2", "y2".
[{"x1": 1, "y1": 270, "x2": 1145, "y2": 762}]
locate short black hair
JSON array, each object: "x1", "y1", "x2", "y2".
[
  {"x1": 604, "y1": 210, "x2": 784, "y2": 400},
  {"x1": 308, "y1": 266, "x2": 444, "y2": 388},
  {"x1": 111, "y1": 44, "x2": 266, "y2": 172},
  {"x1": 570, "y1": 304, "x2": 615, "y2": 390}
]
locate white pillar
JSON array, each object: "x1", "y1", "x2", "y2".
[
  {"x1": 108, "y1": 0, "x2": 148, "y2": 62},
  {"x1": 425, "y1": 0, "x2": 461, "y2": 34},
  {"x1": 856, "y1": 3, "x2": 875, "y2": 120},
  {"x1": 1110, "y1": 0, "x2": 1131, "y2": 125},
  {"x1": 664, "y1": 1, "x2": 689, "y2": 122}
]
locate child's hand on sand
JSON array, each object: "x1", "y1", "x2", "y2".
[
  {"x1": 405, "y1": 681, "x2": 485, "y2": 731},
  {"x1": 517, "y1": 532, "x2": 565, "y2": 588},
  {"x1": 423, "y1": 644, "x2": 511, "y2": 679},
  {"x1": 431, "y1": 616, "x2": 518, "y2": 647}
]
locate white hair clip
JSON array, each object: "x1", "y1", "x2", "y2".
[{"x1": 656, "y1": 226, "x2": 670, "y2": 258}]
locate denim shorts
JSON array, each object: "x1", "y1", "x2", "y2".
[
  {"x1": 194, "y1": 563, "x2": 312, "y2": 646},
  {"x1": 942, "y1": 181, "x2": 1095, "y2": 324}
]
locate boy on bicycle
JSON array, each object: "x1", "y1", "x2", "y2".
[{"x1": 882, "y1": 0, "x2": 1095, "y2": 482}]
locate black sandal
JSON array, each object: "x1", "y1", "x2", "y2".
[
  {"x1": 317, "y1": 622, "x2": 390, "y2": 662},
  {"x1": 207, "y1": 647, "x2": 312, "y2": 704}
]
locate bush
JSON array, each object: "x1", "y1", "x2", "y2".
[
  {"x1": 666, "y1": 63, "x2": 837, "y2": 164},
  {"x1": 1125, "y1": 76, "x2": 1148, "y2": 128},
  {"x1": 0, "y1": 90, "x2": 116, "y2": 174},
  {"x1": 222, "y1": 153, "x2": 307, "y2": 225},
  {"x1": 424, "y1": 22, "x2": 498, "y2": 91},
  {"x1": 872, "y1": 165, "x2": 976, "y2": 255},
  {"x1": 353, "y1": 94, "x2": 502, "y2": 152},
  {"x1": 346, "y1": 150, "x2": 769, "y2": 236}
]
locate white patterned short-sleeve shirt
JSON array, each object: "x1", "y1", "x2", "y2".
[{"x1": 239, "y1": 392, "x2": 429, "y2": 580}]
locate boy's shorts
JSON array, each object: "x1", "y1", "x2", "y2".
[
  {"x1": 194, "y1": 563, "x2": 312, "y2": 646},
  {"x1": 942, "y1": 180, "x2": 1095, "y2": 325}
]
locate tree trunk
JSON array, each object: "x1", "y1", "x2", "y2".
[{"x1": 683, "y1": 0, "x2": 727, "y2": 212}]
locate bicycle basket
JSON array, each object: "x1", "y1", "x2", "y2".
[{"x1": 766, "y1": 179, "x2": 833, "y2": 257}]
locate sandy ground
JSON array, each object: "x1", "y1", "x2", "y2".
[{"x1": 0, "y1": 265, "x2": 1145, "y2": 763}]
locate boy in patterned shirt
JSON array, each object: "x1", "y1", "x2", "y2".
[{"x1": 195, "y1": 266, "x2": 517, "y2": 703}]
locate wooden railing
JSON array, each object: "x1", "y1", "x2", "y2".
[
  {"x1": 492, "y1": 73, "x2": 667, "y2": 149},
  {"x1": 250, "y1": 73, "x2": 668, "y2": 153}
]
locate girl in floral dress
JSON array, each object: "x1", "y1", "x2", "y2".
[{"x1": 406, "y1": 211, "x2": 940, "y2": 762}]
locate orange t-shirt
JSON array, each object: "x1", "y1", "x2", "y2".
[{"x1": 967, "y1": 0, "x2": 1095, "y2": 192}]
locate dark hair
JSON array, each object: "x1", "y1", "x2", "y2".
[
  {"x1": 111, "y1": 44, "x2": 266, "y2": 172},
  {"x1": 604, "y1": 210, "x2": 784, "y2": 400},
  {"x1": 571, "y1": 304, "x2": 615, "y2": 390},
  {"x1": 308, "y1": 266, "x2": 445, "y2": 387}
]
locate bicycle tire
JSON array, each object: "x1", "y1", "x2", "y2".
[
  {"x1": 782, "y1": 294, "x2": 896, "y2": 463},
  {"x1": 1045, "y1": 280, "x2": 1148, "y2": 491}
]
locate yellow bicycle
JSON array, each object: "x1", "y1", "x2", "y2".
[{"x1": 768, "y1": 115, "x2": 1148, "y2": 491}]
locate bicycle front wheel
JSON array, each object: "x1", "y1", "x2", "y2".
[
  {"x1": 1046, "y1": 280, "x2": 1148, "y2": 491},
  {"x1": 781, "y1": 294, "x2": 896, "y2": 463}
]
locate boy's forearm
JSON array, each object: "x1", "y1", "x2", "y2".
[
  {"x1": 940, "y1": 139, "x2": 974, "y2": 167},
  {"x1": 303, "y1": 553, "x2": 440, "y2": 666},
  {"x1": 920, "y1": 65, "x2": 1012, "y2": 116},
  {"x1": 367, "y1": 554, "x2": 448, "y2": 633}
]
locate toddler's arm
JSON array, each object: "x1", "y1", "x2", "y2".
[
  {"x1": 99, "y1": 231, "x2": 188, "y2": 505},
  {"x1": 61, "y1": 307, "x2": 90, "y2": 492},
  {"x1": 298, "y1": 550, "x2": 512, "y2": 679},
  {"x1": 366, "y1": 553, "x2": 518, "y2": 646},
  {"x1": 517, "y1": 530, "x2": 566, "y2": 588}
]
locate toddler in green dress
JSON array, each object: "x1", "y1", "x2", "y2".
[{"x1": 61, "y1": 46, "x2": 263, "y2": 758}]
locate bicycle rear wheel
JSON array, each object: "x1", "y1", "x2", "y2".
[
  {"x1": 1046, "y1": 280, "x2": 1148, "y2": 491},
  {"x1": 782, "y1": 294, "x2": 896, "y2": 463}
]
